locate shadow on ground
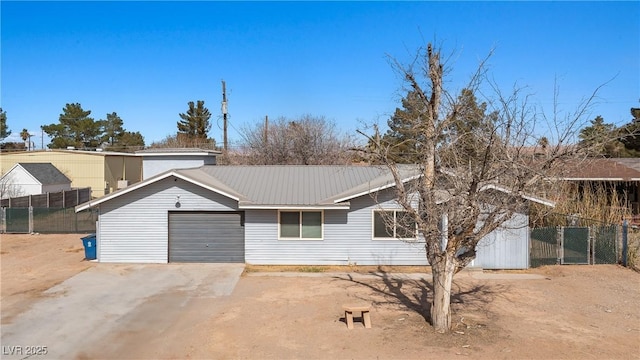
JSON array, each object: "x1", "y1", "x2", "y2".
[{"x1": 335, "y1": 268, "x2": 501, "y2": 327}]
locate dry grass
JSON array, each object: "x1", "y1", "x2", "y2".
[{"x1": 533, "y1": 182, "x2": 631, "y2": 226}]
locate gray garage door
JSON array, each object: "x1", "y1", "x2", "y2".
[{"x1": 169, "y1": 212, "x2": 244, "y2": 263}]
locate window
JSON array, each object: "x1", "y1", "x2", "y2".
[
  {"x1": 279, "y1": 211, "x2": 323, "y2": 239},
  {"x1": 373, "y1": 210, "x2": 416, "y2": 239}
]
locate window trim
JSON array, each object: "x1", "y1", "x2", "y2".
[
  {"x1": 372, "y1": 209, "x2": 417, "y2": 240},
  {"x1": 278, "y1": 210, "x2": 324, "y2": 240}
]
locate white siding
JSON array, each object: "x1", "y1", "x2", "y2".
[
  {"x1": 245, "y1": 189, "x2": 429, "y2": 266},
  {"x1": 1, "y1": 166, "x2": 41, "y2": 197},
  {"x1": 41, "y1": 183, "x2": 72, "y2": 194},
  {"x1": 97, "y1": 176, "x2": 237, "y2": 263},
  {"x1": 142, "y1": 156, "x2": 215, "y2": 180},
  {"x1": 473, "y1": 212, "x2": 530, "y2": 269}
]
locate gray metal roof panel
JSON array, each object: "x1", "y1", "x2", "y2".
[
  {"x1": 136, "y1": 148, "x2": 221, "y2": 155},
  {"x1": 189, "y1": 165, "x2": 405, "y2": 206},
  {"x1": 18, "y1": 163, "x2": 71, "y2": 185}
]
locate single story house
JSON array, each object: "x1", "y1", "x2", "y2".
[
  {"x1": 0, "y1": 163, "x2": 71, "y2": 199},
  {"x1": 76, "y1": 165, "x2": 547, "y2": 269}
]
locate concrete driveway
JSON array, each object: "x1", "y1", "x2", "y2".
[{"x1": 0, "y1": 263, "x2": 244, "y2": 360}]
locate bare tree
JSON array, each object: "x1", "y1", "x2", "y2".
[
  {"x1": 361, "y1": 43, "x2": 616, "y2": 333},
  {"x1": 149, "y1": 133, "x2": 216, "y2": 150},
  {"x1": 235, "y1": 115, "x2": 356, "y2": 165},
  {"x1": 0, "y1": 175, "x2": 23, "y2": 199}
]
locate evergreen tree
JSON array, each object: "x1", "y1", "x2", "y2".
[
  {"x1": 177, "y1": 100, "x2": 212, "y2": 141},
  {"x1": 616, "y1": 114, "x2": 640, "y2": 157},
  {"x1": 377, "y1": 90, "x2": 428, "y2": 163},
  {"x1": 105, "y1": 131, "x2": 145, "y2": 152},
  {"x1": 42, "y1": 103, "x2": 104, "y2": 149},
  {"x1": 101, "y1": 112, "x2": 125, "y2": 146},
  {"x1": 0, "y1": 108, "x2": 10, "y2": 142},
  {"x1": 440, "y1": 88, "x2": 499, "y2": 167},
  {"x1": 578, "y1": 116, "x2": 625, "y2": 157}
]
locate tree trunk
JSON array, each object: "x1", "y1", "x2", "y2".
[{"x1": 430, "y1": 254, "x2": 456, "y2": 333}]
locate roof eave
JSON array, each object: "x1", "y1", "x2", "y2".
[
  {"x1": 331, "y1": 174, "x2": 422, "y2": 204},
  {"x1": 75, "y1": 170, "x2": 241, "y2": 212},
  {"x1": 238, "y1": 202, "x2": 351, "y2": 210},
  {"x1": 481, "y1": 184, "x2": 556, "y2": 207},
  {"x1": 557, "y1": 177, "x2": 640, "y2": 181}
]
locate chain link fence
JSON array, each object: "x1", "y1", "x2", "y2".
[{"x1": 530, "y1": 223, "x2": 620, "y2": 267}]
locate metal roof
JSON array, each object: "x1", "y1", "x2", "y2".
[
  {"x1": 76, "y1": 164, "x2": 552, "y2": 211},
  {"x1": 182, "y1": 165, "x2": 418, "y2": 207},
  {"x1": 77, "y1": 165, "x2": 411, "y2": 211},
  {"x1": 135, "y1": 148, "x2": 221, "y2": 156},
  {"x1": 17, "y1": 163, "x2": 71, "y2": 185}
]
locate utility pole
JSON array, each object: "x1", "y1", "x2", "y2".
[
  {"x1": 221, "y1": 80, "x2": 228, "y2": 151},
  {"x1": 264, "y1": 115, "x2": 268, "y2": 145}
]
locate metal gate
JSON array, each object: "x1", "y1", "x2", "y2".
[
  {"x1": 530, "y1": 225, "x2": 619, "y2": 266},
  {"x1": 561, "y1": 227, "x2": 590, "y2": 264}
]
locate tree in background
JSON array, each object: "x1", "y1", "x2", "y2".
[
  {"x1": 20, "y1": 128, "x2": 32, "y2": 150},
  {"x1": 41, "y1": 104, "x2": 144, "y2": 151},
  {"x1": 616, "y1": 110, "x2": 640, "y2": 157},
  {"x1": 376, "y1": 90, "x2": 428, "y2": 163},
  {"x1": 150, "y1": 133, "x2": 216, "y2": 150},
  {"x1": 42, "y1": 103, "x2": 104, "y2": 149},
  {"x1": 101, "y1": 112, "x2": 125, "y2": 146},
  {"x1": 100, "y1": 112, "x2": 144, "y2": 152},
  {"x1": 578, "y1": 116, "x2": 623, "y2": 157},
  {"x1": 0, "y1": 108, "x2": 10, "y2": 142},
  {"x1": 108, "y1": 131, "x2": 145, "y2": 152},
  {"x1": 374, "y1": 88, "x2": 497, "y2": 164},
  {"x1": 177, "y1": 100, "x2": 212, "y2": 141},
  {"x1": 236, "y1": 115, "x2": 355, "y2": 165},
  {"x1": 362, "y1": 43, "x2": 618, "y2": 333},
  {"x1": 578, "y1": 115, "x2": 640, "y2": 158}
]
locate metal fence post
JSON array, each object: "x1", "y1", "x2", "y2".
[
  {"x1": 557, "y1": 226, "x2": 563, "y2": 264},
  {"x1": 588, "y1": 226, "x2": 593, "y2": 265},
  {"x1": 622, "y1": 220, "x2": 628, "y2": 267},
  {"x1": 28, "y1": 206, "x2": 34, "y2": 234}
]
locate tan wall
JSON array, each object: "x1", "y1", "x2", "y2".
[
  {"x1": 104, "y1": 155, "x2": 143, "y2": 194},
  {"x1": 0, "y1": 150, "x2": 141, "y2": 198}
]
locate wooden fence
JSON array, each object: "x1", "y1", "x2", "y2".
[{"x1": 0, "y1": 188, "x2": 91, "y2": 208}]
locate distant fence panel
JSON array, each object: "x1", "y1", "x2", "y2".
[
  {"x1": 32, "y1": 208, "x2": 98, "y2": 233},
  {"x1": 49, "y1": 192, "x2": 64, "y2": 207},
  {"x1": 0, "y1": 188, "x2": 91, "y2": 209},
  {"x1": 30, "y1": 193, "x2": 48, "y2": 207},
  {"x1": 4, "y1": 208, "x2": 30, "y2": 233},
  {"x1": 530, "y1": 227, "x2": 558, "y2": 267},
  {"x1": 1, "y1": 207, "x2": 97, "y2": 234},
  {"x1": 592, "y1": 225, "x2": 618, "y2": 264}
]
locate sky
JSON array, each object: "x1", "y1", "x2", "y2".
[{"x1": 1, "y1": 1, "x2": 639, "y2": 149}]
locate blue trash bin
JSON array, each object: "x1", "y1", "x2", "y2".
[{"x1": 81, "y1": 234, "x2": 97, "y2": 260}]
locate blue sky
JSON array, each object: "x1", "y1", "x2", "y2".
[{"x1": 2, "y1": 1, "x2": 638, "y2": 149}]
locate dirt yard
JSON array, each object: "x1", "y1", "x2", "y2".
[{"x1": 1, "y1": 234, "x2": 639, "y2": 359}]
